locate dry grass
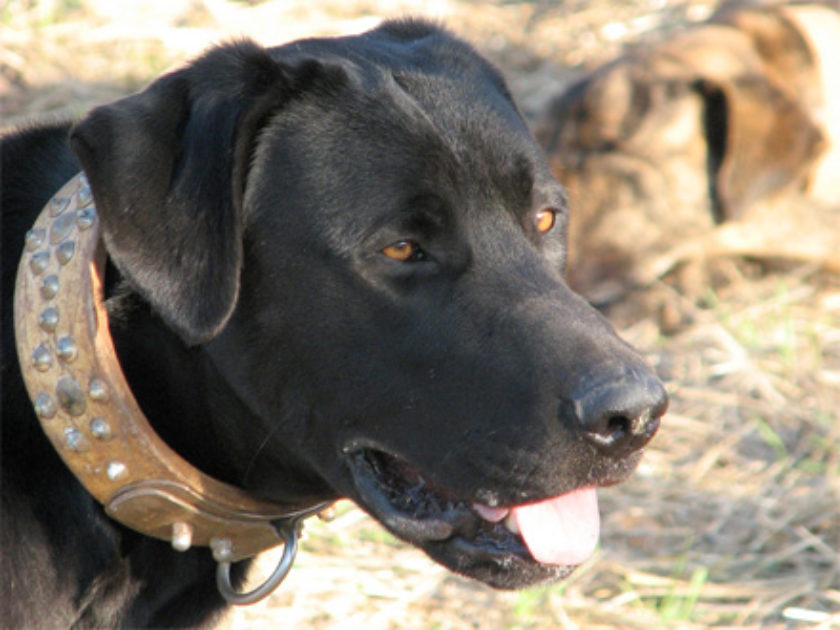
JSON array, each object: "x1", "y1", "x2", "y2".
[{"x1": 3, "y1": 1, "x2": 838, "y2": 628}]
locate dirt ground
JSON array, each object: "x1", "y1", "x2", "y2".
[{"x1": 2, "y1": 1, "x2": 839, "y2": 628}]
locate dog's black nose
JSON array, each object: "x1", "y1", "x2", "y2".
[{"x1": 574, "y1": 370, "x2": 667, "y2": 457}]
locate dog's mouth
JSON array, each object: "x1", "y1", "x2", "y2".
[{"x1": 346, "y1": 447, "x2": 603, "y2": 588}]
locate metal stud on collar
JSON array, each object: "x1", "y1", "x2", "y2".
[{"x1": 14, "y1": 173, "x2": 332, "y2": 603}]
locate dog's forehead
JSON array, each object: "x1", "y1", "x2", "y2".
[
  {"x1": 247, "y1": 24, "x2": 563, "y2": 246},
  {"x1": 270, "y1": 23, "x2": 543, "y2": 175}
]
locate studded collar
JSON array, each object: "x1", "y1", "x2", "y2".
[{"x1": 14, "y1": 173, "x2": 329, "y2": 602}]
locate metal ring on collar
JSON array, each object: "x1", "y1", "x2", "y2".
[{"x1": 216, "y1": 522, "x2": 300, "y2": 605}]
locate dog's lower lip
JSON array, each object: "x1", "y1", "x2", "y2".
[
  {"x1": 348, "y1": 449, "x2": 459, "y2": 542},
  {"x1": 346, "y1": 448, "x2": 540, "y2": 564}
]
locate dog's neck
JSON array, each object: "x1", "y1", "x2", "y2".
[{"x1": 13, "y1": 173, "x2": 331, "y2": 602}]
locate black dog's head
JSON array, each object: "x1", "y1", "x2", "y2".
[{"x1": 69, "y1": 20, "x2": 667, "y2": 589}]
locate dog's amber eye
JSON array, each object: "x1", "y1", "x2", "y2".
[
  {"x1": 382, "y1": 240, "x2": 425, "y2": 262},
  {"x1": 535, "y1": 209, "x2": 556, "y2": 234}
]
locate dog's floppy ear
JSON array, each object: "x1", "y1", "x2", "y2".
[
  {"x1": 696, "y1": 75, "x2": 824, "y2": 222},
  {"x1": 690, "y1": 7, "x2": 826, "y2": 221},
  {"x1": 70, "y1": 41, "x2": 344, "y2": 344}
]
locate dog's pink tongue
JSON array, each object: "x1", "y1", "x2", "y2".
[{"x1": 511, "y1": 487, "x2": 600, "y2": 566}]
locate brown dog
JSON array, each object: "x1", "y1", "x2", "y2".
[{"x1": 536, "y1": 1, "x2": 840, "y2": 303}]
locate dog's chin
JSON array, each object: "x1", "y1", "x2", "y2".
[{"x1": 344, "y1": 448, "x2": 578, "y2": 589}]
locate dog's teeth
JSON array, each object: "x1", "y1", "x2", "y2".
[
  {"x1": 473, "y1": 503, "x2": 508, "y2": 522},
  {"x1": 504, "y1": 512, "x2": 520, "y2": 535}
]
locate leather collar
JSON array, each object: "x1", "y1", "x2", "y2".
[{"x1": 14, "y1": 173, "x2": 327, "y2": 569}]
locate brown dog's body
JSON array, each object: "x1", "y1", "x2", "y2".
[
  {"x1": 537, "y1": 1, "x2": 840, "y2": 302},
  {"x1": 781, "y1": 3, "x2": 840, "y2": 201}
]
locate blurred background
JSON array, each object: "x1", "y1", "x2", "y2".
[{"x1": 2, "y1": 1, "x2": 838, "y2": 628}]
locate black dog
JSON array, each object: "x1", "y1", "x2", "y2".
[{"x1": 1, "y1": 20, "x2": 667, "y2": 628}]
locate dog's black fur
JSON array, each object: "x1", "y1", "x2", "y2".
[{"x1": 2, "y1": 20, "x2": 667, "y2": 628}]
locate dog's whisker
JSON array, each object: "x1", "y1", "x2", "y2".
[{"x1": 241, "y1": 423, "x2": 284, "y2": 488}]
